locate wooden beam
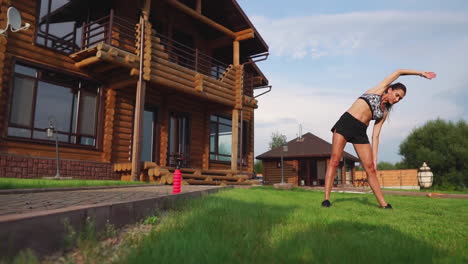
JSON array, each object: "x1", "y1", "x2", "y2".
[
  {"x1": 235, "y1": 28, "x2": 254, "y2": 37},
  {"x1": 74, "y1": 56, "x2": 102, "y2": 68},
  {"x1": 165, "y1": 0, "x2": 236, "y2": 38},
  {"x1": 235, "y1": 32, "x2": 254, "y2": 42}
]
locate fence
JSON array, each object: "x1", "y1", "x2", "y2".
[{"x1": 354, "y1": 169, "x2": 419, "y2": 189}]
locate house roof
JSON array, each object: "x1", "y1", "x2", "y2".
[
  {"x1": 256, "y1": 132, "x2": 359, "y2": 162},
  {"x1": 203, "y1": 0, "x2": 269, "y2": 58}
]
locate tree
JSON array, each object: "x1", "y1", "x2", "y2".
[
  {"x1": 377, "y1": 161, "x2": 396, "y2": 170},
  {"x1": 254, "y1": 159, "x2": 263, "y2": 174},
  {"x1": 399, "y1": 119, "x2": 468, "y2": 189},
  {"x1": 269, "y1": 131, "x2": 287, "y2": 150}
]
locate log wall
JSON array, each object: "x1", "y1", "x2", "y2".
[
  {"x1": 0, "y1": 0, "x2": 262, "y2": 176},
  {"x1": 144, "y1": 27, "x2": 237, "y2": 108},
  {"x1": 0, "y1": 0, "x2": 105, "y2": 162},
  {"x1": 111, "y1": 87, "x2": 135, "y2": 163},
  {"x1": 0, "y1": 0, "x2": 8, "y2": 139},
  {"x1": 263, "y1": 160, "x2": 298, "y2": 185}
]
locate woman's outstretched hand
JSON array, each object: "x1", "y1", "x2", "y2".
[{"x1": 421, "y1": 72, "x2": 437, "y2": 79}]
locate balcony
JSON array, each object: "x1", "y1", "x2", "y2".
[{"x1": 49, "y1": 11, "x2": 260, "y2": 108}]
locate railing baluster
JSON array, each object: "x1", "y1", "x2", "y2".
[
  {"x1": 195, "y1": 48, "x2": 199, "y2": 72},
  {"x1": 107, "y1": 9, "x2": 114, "y2": 45},
  {"x1": 72, "y1": 22, "x2": 77, "y2": 52}
]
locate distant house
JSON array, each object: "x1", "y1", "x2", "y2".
[{"x1": 256, "y1": 132, "x2": 359, "y2": 186}]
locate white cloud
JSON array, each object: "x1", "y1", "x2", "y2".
[{"x1": 251, "y1": 11, "x2": 468, "y2": 60}]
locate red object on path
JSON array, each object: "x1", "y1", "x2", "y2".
[
  {"x1": 172, "y1": 155, "x2": 183, "y2": 194},
  {"x1": 172, "y1": 168, "x2": 182, "y2": 194}
]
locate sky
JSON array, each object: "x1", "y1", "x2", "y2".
[{"x1": 237, "y1": 0, "x2": 468, "y2": 164}]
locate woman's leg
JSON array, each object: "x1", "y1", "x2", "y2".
[
  {"x1": 324, "y1": 131, "x2": 347, "y2": 201},
  {"x1": 353, "y1": 143, "x2": 388, "y2": 207}
]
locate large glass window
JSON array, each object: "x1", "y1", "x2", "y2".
[
  {"x1": 141, "y1": 108, "x2": 159, "y2": 163},
  {"x1": 7, "y1": 61, "x2": 100, "y2": 147},
  {"x1": 210, "y1": 116, "x2": 232, "y2": 162},
  {"x1": 210, "y1": 115, "x2": 248, "y2": 163}
]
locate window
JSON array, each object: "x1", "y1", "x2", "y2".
[
  {"x1": 141, "y1": 108, "x2": 160, "y2": 163},
  {"x1": 8, "y1": 61, "x2": 100, "y2": 147},
  {"x1": 210, "y1": 115, "x2": 248, "y2": 163},
  {"x1": 167, "y1": 112, "x2": 191, "y2": 167},
  {"x1": 210, "y1": 115, "x2": 232, "y2": 162}
]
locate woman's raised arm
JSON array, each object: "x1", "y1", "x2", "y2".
[{"x1": 367, "y1": 69, "x2": 436, "y2": 94}]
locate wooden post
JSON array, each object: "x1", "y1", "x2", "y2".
[
  {"x1": 107, "y1": 9, "x2": 114, "y2": 45},
  {"x1": 131, "y1": 80, "x2": 146, "y2": 181},
  {"x1": 231, "y1": 40, "x2": 240, "y2": 172},
  {"x1": 196, "y1": 0, "x2": 202, "y2": 13},
  {"x1": 131, "y1": 0, "x2": 151, "y2": 181},
  {"x1": 233, "y1": 40, "x2": 240, "y2": 66}
]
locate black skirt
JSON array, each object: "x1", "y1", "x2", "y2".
[{"x1": 331, "y1": 112, "x2": 369, "y2": 144}]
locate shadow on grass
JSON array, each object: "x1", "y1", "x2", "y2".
[
  {"x1": 269, "y1": 220, "x2": 463, "y2": 264},
  {"x1": 119, "y1": 191, "x2": 464, "y2": 264},
  {"x1": 122, "y1": 195, "x2": 297, "y2": 264},
  {"x1": 333, "y1": 196, "x2": 376, "y2": 207}
]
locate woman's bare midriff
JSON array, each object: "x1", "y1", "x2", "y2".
[{"x1": 346, "y1": 99, "x2": 373, "y2": 126}]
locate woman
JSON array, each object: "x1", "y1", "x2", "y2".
[{"x1": 322, "y1": 69, "x2": 436, "y2": 208}]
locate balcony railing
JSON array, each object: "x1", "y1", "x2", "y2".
[
  {"x1": 155, "y1": 33, "x2": 230, "y2": 80},
  {"x1": 37, "y1": 27, "x2": 80, "y2": 54},
  {"x1": 39, "y1": 10, "x2": 248, "y2": 88},
  {"x1": 81, "y1": 10, "x2": 137, "y2": 53}
]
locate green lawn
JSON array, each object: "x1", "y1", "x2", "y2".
[
  {"x1": 0, "y1": 178, "x2": 146, "y2": 190},
  {"x1": 113, "y1": 187, "x2": 468, "y2": 264}
]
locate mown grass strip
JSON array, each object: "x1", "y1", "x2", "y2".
[
  {"x1": 0, "y1": 178, "x2": 146, "y2": 190},
  {"x1": 118, "y1": 187, "x2": 468, "y2": 264}
]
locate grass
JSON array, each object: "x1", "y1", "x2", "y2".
[
  {"x1": 111, "y1": 187, "x2": 468, "y2": 264},
  {"x1": 0, "y1": 177, "x2": 146, "y2": 190},
  {"x1": 8, "y1": 187, "x2": 467, "y2": 263}
]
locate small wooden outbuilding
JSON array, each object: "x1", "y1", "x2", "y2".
[{"x1": 256, "y1": 132, "x2": 359, "y2": 186}]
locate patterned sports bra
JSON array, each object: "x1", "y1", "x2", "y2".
[{"x1": 359, "y1": 93, "x2": 385, "y2": 121}]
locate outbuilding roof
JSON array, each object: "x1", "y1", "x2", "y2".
[{"x1": 256, "y1": 132, "x2": 359, "y2": 162}]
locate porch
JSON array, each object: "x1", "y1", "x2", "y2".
[{"x1": 113, "y1": 162, "x2": 257, "y2": 186}]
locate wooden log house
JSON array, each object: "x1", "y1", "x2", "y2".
[{"x1": 0, "y1": 0, "x2": 269, "y2": 183}]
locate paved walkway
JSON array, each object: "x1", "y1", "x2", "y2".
[
  {"x1": 0, "y1": 185, "x2": 228, "y2": 258},
  {"x1": 0, "y1": 185, "x2": 219, "y2": 217}
]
